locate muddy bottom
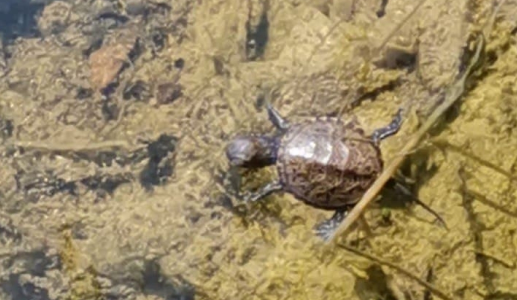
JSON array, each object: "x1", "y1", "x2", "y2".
[{"x1": 1, "y1": 0, "x2": 517, "y2": 300}]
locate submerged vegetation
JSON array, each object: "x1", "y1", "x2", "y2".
[{"x1": 0, "y1": 0, "x2": 516, "y2": 299}]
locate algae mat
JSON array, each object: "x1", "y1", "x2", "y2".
[{"x1": 0, "y1": 0, "x2": 516, "y2": 299}]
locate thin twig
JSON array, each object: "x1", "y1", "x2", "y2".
[
  {"x1": 431, "y1": 139, "x2": 517, "y2": 180},
  {"x1": 337, "y1": 243, "x2": 454, "y2": 300}
]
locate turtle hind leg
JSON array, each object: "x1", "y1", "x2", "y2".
[
  {"x1": 241, "y1": 181, "x2": 283, "y2": 202},
  {"x1": 389, "y1": 178, "x2": 448, "y2": 230},
  {"x1": 371, "y1": 108, "x2": 403, "y2": 144},
  {"x1": 266, "y1": 103, "x2": 290, "y2": 131},
  {"x1": 314, "y1": 209, "x2": 348, "y2": 241}
]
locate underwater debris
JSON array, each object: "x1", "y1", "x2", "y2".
[
  {"x1": 139, "y1": 133, "x2": 178, "y2": 190},
  {"x1": 14, "y1": 169, "x2": 77, "y2": 200}
]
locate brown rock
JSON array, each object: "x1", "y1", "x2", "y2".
[
  {"x1": 89, "y1": 43, "x2": 130, "y2": 91},
  {"x1": 88, "y1": 24, "x2": 139, "y2": 92}
]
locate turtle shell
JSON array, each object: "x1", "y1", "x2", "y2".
[{"x1": 276, "y1": 117, "x2": 383, "y2": 210}]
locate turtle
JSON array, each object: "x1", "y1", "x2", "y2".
[{"x1": 225, "y1": 104, "x2": 445, "y2": 240}]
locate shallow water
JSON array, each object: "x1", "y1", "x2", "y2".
[{"x1": 0, "y1": 0, "x2": 517, "y2": 300}]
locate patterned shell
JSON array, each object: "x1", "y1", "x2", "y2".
[{"x1": 276, "y1": 117, "x2": 383, "y2": 210}]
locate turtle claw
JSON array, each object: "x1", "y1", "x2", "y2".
[
  {"x1": 240, "y1": 181, "x2": 284, "y2": 203},
  {"x1": 314, "y1": 209, "x2": 347, "y2": 241},
  {"x1": 314, "y1": 221, "x2": 336, "y2": 241},
  {"x1": 240, "y1": 191, "x2": 259, "y2": 202}
]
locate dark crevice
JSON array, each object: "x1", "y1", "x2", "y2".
[
  {"x1": 14, "y1": 169, "x2": 78, "y2": 199},
  {"x1": 80, "y1": 174, "x2": 131, "y2": 196},
  {"x1": 95, "y1": 12, "x2": 130, "y2": 24},
  {"x1": 374, "y1": 49, "x2": 417, "y2": 70}
]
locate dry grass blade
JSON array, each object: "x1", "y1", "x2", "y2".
[
  {"x1": 10, "y1": 139, "x2": 137, "y2": 152},
  {"x1": 431, "y1": 139, "x2": 517, "y2": 181},
  {"x1": 327, "y1": 24, "x2": 489, "y2": 243},
  {"x1": 337, "y1": 243, "x2": 454, "y2": 300}
]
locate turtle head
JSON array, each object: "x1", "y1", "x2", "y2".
[{"x1": 226, "y1": 135, "x2": 279, "y2": 168}]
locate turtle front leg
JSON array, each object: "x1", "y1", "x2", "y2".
[
  {"x1": 315, "y1": 210, "x2": 373, "y2": 241},
  {"x1": 266, "y1": 103, "x2": 290, "y2": 131},
  {"x1": 241, "y1": 181, "x2": 283, "y2": 202},
  {"x1": 314, "y1": 209, "x2": 348, "y2": 241},
  {"x1": 371, "y1": 108, "x2": 403, "y2": 144}
]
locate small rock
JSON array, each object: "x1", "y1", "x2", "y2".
[
  {"x1": 88, "y1": 25, "x2": 139, "y2": 92},
  {"x1": 174, "y1": 58, "x2": 185, "y2": 69},
  {"x1": 89, "y1": 44, "x2": 129, "y2": 91}
]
